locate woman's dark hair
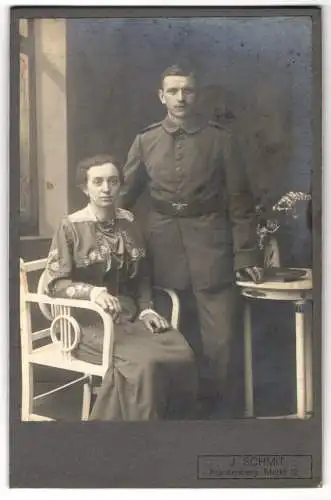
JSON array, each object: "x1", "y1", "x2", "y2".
[
  {"x1": 159, "y1": 63, "x2": 198, "y2": 89},
  {"x1": 76, "y1": 154, "x2": 123, "y2": 188}
]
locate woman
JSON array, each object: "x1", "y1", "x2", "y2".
[{"x1": 44, "y1": 154, "x2": 198, "y2": 420}]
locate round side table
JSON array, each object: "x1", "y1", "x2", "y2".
[{"x1": 236, "y1": 269, "x2": 313, "y2": 419}]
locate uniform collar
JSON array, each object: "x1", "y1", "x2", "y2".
[{"x1": 161, "y1": 114, "x2": 204, "y2": 135}]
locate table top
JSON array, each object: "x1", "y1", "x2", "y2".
[{"x1": 236, "y1": 268, "x2": 312, "y2": 291}]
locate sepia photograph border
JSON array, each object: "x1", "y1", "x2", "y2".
[{"x1": 10, "y1": 5, "x2": 322, "y2": 488}]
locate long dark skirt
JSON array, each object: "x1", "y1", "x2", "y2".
[{"x1": 73, "y1": 315, "x2": 198, "y2": 420}]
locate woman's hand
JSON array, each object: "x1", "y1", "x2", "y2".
[
  {"x1": 94, "y1": 291, "x2": 122, "y2": 320},
  {"x1": 141, "y1": 310, "x2": 170, "y2": 334}
]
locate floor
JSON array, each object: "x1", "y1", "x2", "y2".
[
  {"x1": 29, "y1": 300, "x2": 309, "y2": 421},
  {"x1": 31, "y1": 346, "x2": 297, "y2": 421}
]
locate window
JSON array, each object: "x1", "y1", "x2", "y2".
[{"x1": 20, "y1": 19, "x2": 38, "y2": 235}]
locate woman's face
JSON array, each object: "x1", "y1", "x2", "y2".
[{"x1": 84, "y1": 162, "x2": 121, "y2": 209}]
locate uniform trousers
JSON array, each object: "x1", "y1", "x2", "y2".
[{"x1": 176, "y1": 284, "x2": 243, "y2": 418}]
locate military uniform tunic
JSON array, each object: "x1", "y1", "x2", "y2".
[
  {"x1": 121, "y1": 115, "x2": 259, "y2": 416},
  {"x1": 121, "y1": 115, "x2": 258, "y2": 291}
]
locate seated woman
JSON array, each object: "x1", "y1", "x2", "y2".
[{"x1": 44, "y1": 154, "x2": 198, "y2": 420}]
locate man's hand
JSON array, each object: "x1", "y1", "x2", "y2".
[
  {"x1": 95, "y1": 291, "x2": 122, "y2": 320},
  {"x1": 141, "y1": 311, "x2": 170, "y2": 334},
  {"x1": 236, "y1": 266, "x2": 264, "y2": 283}
]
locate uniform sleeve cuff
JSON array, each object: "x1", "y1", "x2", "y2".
[
  {"x1": 90, "y1": 286, "x2": 108, "y2": 302},
  {"x1": 234, "y1": 249, "x2": 260, "y2": 271}
]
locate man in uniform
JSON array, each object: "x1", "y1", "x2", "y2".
[{"x1": 120, "y1": 64, "x2": 262, "y2": 418}]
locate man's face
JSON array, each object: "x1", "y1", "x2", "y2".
[
  {"x1": 159, "y1": 75, "x2": 197, "y2": 120},
  {"x1": 84, "y1": 163, "x2": 120, "y2": 209}
]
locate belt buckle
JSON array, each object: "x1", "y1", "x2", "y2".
[{"x1": 171, "y1": 202, "x2": 188, "y2": 213}]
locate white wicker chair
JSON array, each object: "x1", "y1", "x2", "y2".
[{"x1": 20, "y1": 257, "x2": 180, "y2": 421}]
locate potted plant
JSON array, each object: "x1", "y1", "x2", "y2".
[{"x1": 256, "y1": 191, "x2": 312, "y2": 268}]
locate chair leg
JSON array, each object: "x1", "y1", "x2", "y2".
[
  {"x1": 81, "y1": 376, "x2": 92, "y2": 420},
  {"x1": 244, "y1": 302, "x2": 254, "y2": 417},
  {"x1": 295, "y1": 301, "x2": 306, "y2": 419},
  {"x1": 304, "y1": 305, "x2": 313, "y2": 416},
  {"x1": 21, "y1": 362, "x2": 33, "y2": 421}
]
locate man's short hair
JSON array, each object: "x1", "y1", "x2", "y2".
[
  {"x1": 76, "y1": 153, "x2": 123, "y2": 188},
  {"x1": 160, "y1": 63, "x2": 198, "y2": 89}
]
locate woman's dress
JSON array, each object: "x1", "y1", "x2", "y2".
[{"x1": 44, "y1": 205, "x2": 198, "y2": 420}]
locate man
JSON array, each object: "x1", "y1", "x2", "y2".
[{"x1": 120, "y1": 64, "x2": 262, "y2": 418}]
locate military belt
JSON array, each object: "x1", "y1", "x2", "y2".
[{"x1": 151, "y1": 196, "x2": 220, "y2": 217}]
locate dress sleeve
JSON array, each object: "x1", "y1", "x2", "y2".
[
  {"x1": 133, "y1": 257, "x2": 154, "y2": 313},
  {"x1": 123, "y1": 218, "x2": 154, "y2": 313},
  {"x1": 44, "y1": 218, "x2": 95, "y2": 300}
]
